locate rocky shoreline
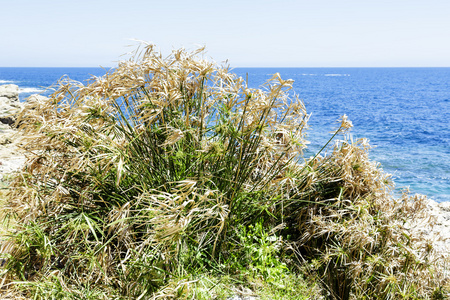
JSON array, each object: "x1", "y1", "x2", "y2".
[
  {"x1": 0, "y1": 84, "x2": 27, "y2": 183},
  {"x1": 0, "y1": 84, "x2": 48, "y2": 171},
  {"x1": 422, "y1": 199, "x2": 450, "y2": 256}
]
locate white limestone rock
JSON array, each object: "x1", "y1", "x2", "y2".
[
  {"x1": 26, "y1": 94, "x2": 48, "y2": 102},
  {"x1": 0, "y1": 84, "x2": 19, "y2": 102},
  {"x1": 438, "y1": 202, "x2": 450, "y2": 212},
  {"x1": 424, "y1": 199, "x2": 450, "y2": 255},
  {"x1": 0, "y1": 84, "x2": 22, "y2": 119}
]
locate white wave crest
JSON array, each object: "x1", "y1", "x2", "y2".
[
  {"x1": 19, "y1": 87, "x2": 45, "y2": 94},
  {"x1": 0, "y1": 80, "x2": 15, "y2": 84},
  {"x1": 324, "y1": 74, "x2": 350, "y2": 77}
]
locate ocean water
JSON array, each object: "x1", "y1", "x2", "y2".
[
  {"x1": 0, "y1": 67, "x2": 110, "y2": 100},
  {"x1": 0, "y1": 67, "x2": 449, "y2": 202}
]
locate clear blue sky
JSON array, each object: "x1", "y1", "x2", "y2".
[{"x1": 1, "y1": 0, "x2": 449, "y2": 67}]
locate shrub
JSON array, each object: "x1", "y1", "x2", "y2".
[
  {"x1": 0, "y1": 44, "x2": 447, "y2": 299},
  {"x1": 1, "y1": 44, "x2": 310, "y2": 298},
  {"x1": 282, "y1": 139, "x2": 449, "y2": 299}
]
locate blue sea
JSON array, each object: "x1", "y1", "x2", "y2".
[{"x1": 0, "y1": 67, "x2": 449, "y2": 202}]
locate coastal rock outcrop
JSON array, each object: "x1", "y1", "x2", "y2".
[
  {"x1": 0, "y1": 84, "x2": 22, "y2": 125},
  {"x1": 0, "y1": 84, "x2": 19, "y2": 102},
  {"x1": 424, "y1": 199, "x2": 450, "y2": 255},
  {"x1": 404, "y1": 197, "x2": 450, "y2": 262}
]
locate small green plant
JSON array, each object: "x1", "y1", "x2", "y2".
[{"x1": 233, "y1": 223, "x2": 287, "y2": 282}]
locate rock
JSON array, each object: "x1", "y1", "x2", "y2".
[
  {"x1": 22, "y1": 94, "x2": 49, "y2": 111},
  {"x1": 0, "y1": 84, "x2": 19, "y2": 102},
  {"x1": 0, "y1": 157, "x2": 26, "y2": 180},
  {"x1": 27, "y1": 94, "x2": 48, "y2": 101},
  {"x1": 0, "y1": 84, "x2": 22, "y2": 121},
  {"x1": 402, "y1": 197, "x2": 450, "y2": 263},
  {"x1": 438, "y1": 202, "x2": 450, "y2": 212},
  {"x1": 421, "y1": 199, "x2": 450, "y2": 255},
  {"x1": 0, "y1": 117, "x2": 15, "y2": 126}
]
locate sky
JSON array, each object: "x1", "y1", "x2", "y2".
[{"x1": 1, "y1": 0, "x2": 449, "y2": 67}]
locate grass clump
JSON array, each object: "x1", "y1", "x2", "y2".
[
  {"x1": 1, "y1": 44, "x2": 313, "y2": 299},
  {"x1": 282, "y1": 139, "x2": 449, "y2": 299},
  {"x1": 0, "y1": 44, "x2": 448, "y2": 299}
]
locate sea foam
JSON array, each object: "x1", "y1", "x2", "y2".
[{"x1": 19, "y1": 87, "x2": 45, "y2": 94}]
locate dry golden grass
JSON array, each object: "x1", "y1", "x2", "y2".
[
  {"x1": 0, "y1": 44, "x2": 447, "y2": 299},
  {"x1": 0, "y1": 44, "x2": 312, "y2": 299},
  {"x1": 0, "y1": 189, "x2": 8, "y2": 237},
  {"x1": 281, "y1": 138, "x2": 449, "y2": 299}
]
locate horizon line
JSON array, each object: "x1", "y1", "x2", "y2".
[{"x1": 1, "y1": 66, "x2": 450, "y2": 69}]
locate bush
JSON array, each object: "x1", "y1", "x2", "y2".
[
  {"x1": 1, "y1": 45, "x2": 311, "y2": 298},
  {"x1": 0, "y1": 44, "x2": 447, "y2": 299},
  {"x1": 282, "y1": 139, "x2": 449, "y2": 299}
]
